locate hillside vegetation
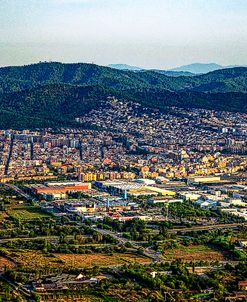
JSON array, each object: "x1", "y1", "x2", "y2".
[{"x1": 0, "y1": 62, "x2": 247, "y2": 129}]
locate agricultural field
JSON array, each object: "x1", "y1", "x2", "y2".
[
  {"x1": 55, "y1": 252, "x2": 150, "y2": 267},
  {"x1": 8, "y1": 250, "x2": 63, "y2": 269},
  {"x1": 0, "y1": 185, "x2": 50, "y2": 222},
  {"x1": 40, "y1": 294, "x2": 105, "y2": 302},
  {"x1": 7, "y1": 205, "x2": 51, "y2": 220},
  {"x1": 163, "y1": 244, "x2": 228, "y2": 261},
  {"x1": 9, "y1": 250, "x2": 150, "y2": 269}
]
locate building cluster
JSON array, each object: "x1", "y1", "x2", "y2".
[
  {"x1": 29, "y1": 175, "x2": 247, "y2": 222},
  {"x1": 0, "y1": 98, "x2": 246, "y2": 184},
  {"x1": 26, "y1": 181, "x2": 91, "y2": 200}
]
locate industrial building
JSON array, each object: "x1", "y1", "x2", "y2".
[
  {"x1": 94, "y1": 180, "x2": 176, "y2": 197},
  {"x1": 64, "y1": 200, "x2": 96, "y2": 214},
  {"x1": 187, "y1": 176, "x2": 221, "y2": 185},
  {"x1": 26, "y1": 181, "x2": 91, "y2": 200}
]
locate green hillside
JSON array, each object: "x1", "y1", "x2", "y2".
[
  {"x1": 0, "y1": 62, "x2": 193, "y2": 93},
  {"x1": 0, "y1": 62, "x2": 247, "y2": 94},
  {"x1": 0, "y1": 62, "x2": 247, "y2": 129},
  {"x1": 0, "y1": 84, "x2": 108, "y2": 129},
  {"x1": 0, "y1": 83, "x2": 247, "y2": 129}
]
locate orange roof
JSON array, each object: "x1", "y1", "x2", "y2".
[{"x1": 239, "y1": 281, "x2": 247, "y2": 286}]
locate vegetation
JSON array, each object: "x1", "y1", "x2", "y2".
[
  {"x1": 0, "y1": 280, "x2": 22, "y2": 302},
  {"x1": 1, "y1": 185, "x2": 247, "y2": 301},
  {"x1": 7, "y1": 205, "x2": 51, "y2": 220},
  {"x1": 0, "y1": 62, "x2": 247, "y2": 129},
  {"x1": 1, "y1": 62, "x2": 247, "y2": 94}
]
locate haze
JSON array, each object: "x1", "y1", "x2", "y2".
[{"x1": 1, "y1": 0, "x2": 247, "y2": 68}]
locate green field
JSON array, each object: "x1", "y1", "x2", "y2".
[{"x1": 8, "y1": 205, "x2": 51, "y2": 220}]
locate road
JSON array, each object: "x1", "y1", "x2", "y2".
[
  {"x1": 3, "y1": 183, "x2": 34, "y2": 201},
  {"x1": 79, "y1": 140, "x2": 83, "y2": 161},
  {"x1": 92, "y1": 227, "x2": 163, "y2": 261},
  {"x1": 4, "y1": 135, "x2": 14, "y2": 176},
  {"x1": 168, "y1": 222, "x2": 247, "y2": 233},
  {"x1": 91, "y1": 221, "x2": 247, "y2": 262},
  {"x1": 0, "y1": 235, "x2": 75, "y2": 245},
  {"x1": 0, "y1": 273, "x2": 33, "y2": 301},
  {"x1": 30, "y1": 141, "x2": 34, "y2": 160}
]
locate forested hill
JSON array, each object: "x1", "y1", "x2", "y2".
[
  {"x1": 0, "y1": 62, "x2": 192, "y2": 93},
  {"x1": 1, "y1": 62, "x2": 247, "y2": 94},
  {"x1": 0, "y1": 83, "x2": 247, "y2": 129},
  {"x1": 0, "y1": 84, "x2": 110, "y2": 129},
  {"x1": 0, "y1": 62, "x2": 247, "y2": 129}
]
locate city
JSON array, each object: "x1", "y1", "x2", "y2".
[
  {"x1": 1, "y1": 0, "x2": 247, "y2": 301},
  {"x1": 0, "y1": 98, "x2": 247, "y2": 301}
]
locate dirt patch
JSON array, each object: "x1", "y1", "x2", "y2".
[
  {"x1": 0, "y1": 256, "x2": 15, "y2": 269},
  {"x1": 55, "y1": 253, "x2": 150, "y2": 267},
  {"x1": 9, "y1": 250, "x2": 150, "y2": 269},
  {"x1": 163, "y1": 244, "x2": 227, "y2": 261}
]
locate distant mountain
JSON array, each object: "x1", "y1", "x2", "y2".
[
  {"x1": 171, "y1": 63, "x2": 224, "y2": 74},
  {"x1": 107, "y1": 64, "x2": 143, "y2": 71},
  {"x1": 151, "y1": 70, "x2": 195, "y2": 77},
  {"x1": 108, "y1": 62, "x2": 246, "y2": 75},
  {"x1": 108, "y1": 64, "x2": 195, "y2": 76},
  {"x1": 0, "y1": 62, "x2": 247, "y2": 129}
]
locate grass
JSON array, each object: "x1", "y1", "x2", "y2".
[
  {"x1": 163, "y1": 244, "x2": 227, "y2": 261},
  {"x1": 8, "y1": 205, "x2": 51, "y2": 220}
]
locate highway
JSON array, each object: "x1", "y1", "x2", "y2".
[
  {"x1": 168, "y1": 222, "x2": 247, "y2": 233},
  {"x1": 0, "y1": 273, "x2": 33, "y2": 301},
  {"x1": 92, "y1": 227, "x2": 163, "y2": 261},
  {"x1": 3, "y1": 183, "x2": 34, "y2": 201},
  {"x1": 0, "y1": 235, "x2": 75, "y2": 245}
]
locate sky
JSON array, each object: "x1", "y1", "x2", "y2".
[{"x1": 0, "y1": 0, "x2": 247, "y2": 69}]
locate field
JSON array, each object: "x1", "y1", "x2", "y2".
[
  {"x1": 163, "y1": 244, "x2": 227, "y2": 261},
  {"x1": 48, "y1": 298, "x2": 103, "y2": 302},
  {"x1": 0, "y1": 256, "x2": 15, "y2": 270},
  {"x1": 40, "y1": 294, "x2": 106, "y2": 302},
  {"x1": 0, "y1": 212, "x2": 8, "y2": 221},
  {"x1": 8, "y1": 205, "x2": 51, "y2": 220},
  {"x1": 55, "y1": 253, "x2": 150, "y2": 267},
  {"x1": 10, "y1": 250, "x2": 150, "y2": 269}
]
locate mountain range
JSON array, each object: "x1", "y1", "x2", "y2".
[
  {"x1": 107, "y1": 64, "x2": 143, "y2": 71},
  {"x1": 0, "y1": 62, "x2": 247, "y2": 129},
  {"x1": 170, "y1": 63, "x2": 241, "y2": 74},
  {"x1": 108, "y1": 62, "x2": 245, "y2": 74}
]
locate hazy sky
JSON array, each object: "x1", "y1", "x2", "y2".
[{"x1": 0, "y1": 0, "x2": 247, "y2": 68}]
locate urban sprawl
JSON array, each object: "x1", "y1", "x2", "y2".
[{"x1": 0, "y1": 98, "x2": 247, "y2": 301}]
